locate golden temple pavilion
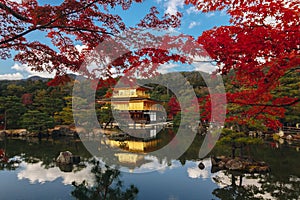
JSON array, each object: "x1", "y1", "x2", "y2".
[{"x1": 99, "y1": 84, "x2": 164, "y2": 124}]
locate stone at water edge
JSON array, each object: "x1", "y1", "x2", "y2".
[
  {"x1": 277, "y1": 130, "x2": 284, "y2": 138},
  {"x1": 72, "y1": 155, "x2": 81, "y2": 164},
  {"x1": 56, "y1": 151, "x2": 81, "y2": 165},
  {"x1": 198, "y1": 162, "x2": 205, "y2": 170},
  {"x1": 56, "y1": 151, "x2": 73, "y2": 164},
  {"x1": 286, "y1": 135, "x2": 293, "y2": 140},
  {"x1": 211, "y1": 156, "x2": 270, "y2": 173},
  {"x1": 225, "y1": 159, "x2": 244, "y2": 171}
]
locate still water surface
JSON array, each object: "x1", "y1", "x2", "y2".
[{"x1": 0, "y1": 128, "x2": 299, "y2": 200}]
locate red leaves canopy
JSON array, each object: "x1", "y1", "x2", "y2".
[
  {"x1": 168, "y1": 96, "x2": 180, "y2": 118},
  {"x1": 186, "y1": 0, "x2": 300, "y2": 129},
  {"x1": 0, "y1": 0, "x2": 186, "y2": 84}
]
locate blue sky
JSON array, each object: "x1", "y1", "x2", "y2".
[{"x1": 0, "y1": 0, "x2": 230, "y2": 80}]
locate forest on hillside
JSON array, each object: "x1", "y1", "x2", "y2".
[{"x1": 0, "y1": 70, "x2": 299, "y2": 134}]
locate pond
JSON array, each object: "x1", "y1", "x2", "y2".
[{"x1": 0, "y1": 128, "x2": 299, "y2": 200}]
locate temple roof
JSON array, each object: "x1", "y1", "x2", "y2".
[{"x1": 97, "y1": 97, "x2": 162, "y2": 103}]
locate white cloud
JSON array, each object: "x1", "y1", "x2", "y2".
[
  {"x1": 11, "y1": 63, "x2": 56, "y2": 79},
  {"x1": 205, "y1": 13, "x2": 215, "y2": 18},
  {"x1": 192, "y1": 56, "x2": 218, "y2": 73},
  {"x1": 188, "y1": 21, "x2": 201, "y2": 29},
  {"x1": 164, "y1": 0, "x2": 185, "y2": 15},
  {"x1": 187, "y1": 159, "x2": 211, "y2": 179},
  {"x1": 157, "y1": 63, "x2": 178, "y2": 74},
  {"x1": 0, "y1": 72, "x2": 24, "y2": 80},
  {"x1": 18, "y1": 161, "x2": 95, "y2": 185},
  {"x1": 187, "y1": 166, "x2": 209, "y2": 179},
  {"x1": 186, "y1": 6, "x2": 199, "y2": 15},
  {"x1": 220, "y1": 10, "x2": 227, "y2": 16},
  {"x1": 8, "y1": 0, "x2": 22, "y2": 3},
  {"x1": 194, "y1": 62, "x2": 218, "y2": 73},
  {"x1": 75, "y1": 44, "x2": 88, "y2": 53},
  {"x1": 263, "y1": 15, "x2": 281, "y2": 27}
]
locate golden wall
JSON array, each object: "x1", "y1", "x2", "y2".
[
  {"x1": 113, "y1": 89, "x2": 149, "y2": 98},
  {"x1": 112, "y1": 101, "x2": 160, "y2": 111}
]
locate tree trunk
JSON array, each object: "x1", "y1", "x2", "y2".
[
  {"x1": 232, "y1": 144, "x2": 236, "y2": 158},
  {"x1": 231, "y1": 175, "x2": 236, "y2": 187},
  {"x1": 4, "y1": 109, "x2": 7, "y2": 130},
  {"x1": 239, "y1": 175, "x2": 243, "y2": 186},
  {"x1": 240, "y1": 144, "x2": 244, "y2": 158},
  {"x1": 104, "y1": 118, "x2": 112, "y2": 129}
]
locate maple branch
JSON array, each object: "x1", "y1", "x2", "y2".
[
  {"x1": 57, "y1": 31, "x2": 68, "y2": 47},
  {"x1": 0, "y1": 27, "x2": 37, "y2": 46},
  {"x1": 0, "y1": 2, "x2": 30, "y2": 22},
  {"x1": 0, "y1": 0, "x2": 104, "y2": 46},
  {"x1": 45, "y1": 25, "x2": 115, "y2": 36},
  {"x1": 63, "y1": 0, "x2": 100, "y2": 16},
  {"x1": 251, "y1": 105, "x2": 267, "y2": 120},
  {"x1": 229, "y1": 98, "x2": 300, "y2": 108}
]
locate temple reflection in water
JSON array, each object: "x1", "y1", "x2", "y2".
[{"x1": 99, "y1": 126, "x2": 171, "y2": 170}]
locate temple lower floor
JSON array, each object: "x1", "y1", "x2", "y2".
[{"x1": 115, "y1": 110, "x2": 165, "y2": 124}]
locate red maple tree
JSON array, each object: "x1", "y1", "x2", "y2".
[
  {"x1": 168, "y1": 96, "x2": 180, "y2": 119},
  {"x1": 186, "y1": 0, "x2": 300, "y2": 129},
  {"x1": 0, "y1": 0, "x2": 186, "y2": 85}
]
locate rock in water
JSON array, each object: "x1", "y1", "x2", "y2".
[
  {"x1": 198, "y1": 162, "x2": 205, "y2": 170},
  {"x1": 225, "y1": 159, "x2": 244, "y2": 170},
  {"x1": 286, "y1": 135, "x2": 293, "y2": 140},
  {"x1": 58, "y1": 163, "x2": 73, "y2": 172},
  {"x1": 56, "y1": 151, "x2": 73, "y2": 164},
  {"x1": 72, "y1": 155, "x2": 81, "y2": 164}
]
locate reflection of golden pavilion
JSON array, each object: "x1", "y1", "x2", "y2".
[
  {"x1": 100, "y1": 84, "x2": 164, "y2": 124},
  {"x1": 114, "y1": 153, "x2": 144, "y2": 164},
  {"x1": 105, "y1": 138, "x2": 161, "y2": 152}
]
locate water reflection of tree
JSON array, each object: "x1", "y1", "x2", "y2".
[
  {"x1": 212, "y1": 171, "x2": 300, "y2": 200},
  {"x1": 212, "y1": 172, "x2": 264, "y2": 200},
  {"x1": 72, "y1": 159, "x2": 138, "y2": 200},
  {"x1": 259, "y1": 174, "x2": 300, "y2": 200},
  {"x1": 0, "y1": 159, "x2": 21, "y2": 171},
  {"x1": 0, "y1": 137, "x2": 92, "y2": 169}
]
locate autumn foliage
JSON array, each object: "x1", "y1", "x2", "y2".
[
  {"x1": 186, "y1": 0, "x2": 300, "y2": 129},
  {"x1": 168, "y1": 96, "x2": 180, "y2": 118},
  {"x1": 0, "y1": 0, "x2": 185, "y2": 85}
]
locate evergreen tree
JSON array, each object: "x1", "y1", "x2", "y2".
[{"x1": 21, "y1": 110, "x2": 54, "y2": 134}]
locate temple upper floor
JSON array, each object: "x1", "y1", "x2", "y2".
[{"x1": 112, "y1": 88, "x2": 150, "y2": 98}]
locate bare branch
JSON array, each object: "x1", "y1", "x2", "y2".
[
  {"x1": 0, "y1": 0, "x2": 103, "y2": 46},
  {"x1": 0, "y1": 27, "x2": 37, "y2": 45},
  {"x1": 44, "y1": 25, "x2": 115, "y2": 36},
  {"x1": 0, "y1": 2, "x2": 30, "y2": 22}
]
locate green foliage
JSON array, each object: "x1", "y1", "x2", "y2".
[
  {"x1": 218, "y1": 128, "x2": 263, "y2": 158},
  {"x1": 21, "y1": 110, "x2": 54, "y2": 133},
  {"x1": 54, "y1": 96, "x2": 74, "y2": 125},
  {"x1": 173, "y1": 113, "x2": 181, "y2": 127},
  {"x1": 275, "y1": 70, "x2": 300, "y2": 125},
  {"x1": 0, "y1": 96, "x2": 26, "y2": 129},
  {"x1": 6, "y1": 84, "x2": 25, "y2": 97},
  {"x1": 97, "y1": 104, "x2": 113, "y2": 126},
  {"x1": 34, "y1": 89, "x2": 64, "y2": 117},
  {"x1": 219, "y1": 128, "x2": 263, "y2": 146}
]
